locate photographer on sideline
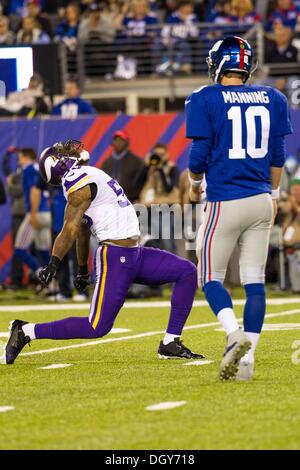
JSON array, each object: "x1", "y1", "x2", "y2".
[
  {"x1": 279, "y1": 178, "x2": 300, "y2": 292},
  {"x1": 138, "y1": 143, "x2": 180, "y2": 253},
  {"x1": 101, "y1": 130, "x2": 144, "y2": 203}
]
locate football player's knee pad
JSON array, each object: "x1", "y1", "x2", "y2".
[
  {"x1": 244, "y1": 283, "x2": 265, "y2": 298},
  {"x1": 240, "y1": 265, "x2": 265, "y2": 285}
]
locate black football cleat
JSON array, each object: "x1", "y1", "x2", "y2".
[
  {"x1": 5, "y1": 320, "x2": 30, "y2": 365},
  {"x1": 158, "y1": 338, "x2": 205, "y2": 360}
]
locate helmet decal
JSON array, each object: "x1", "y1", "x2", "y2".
[
  {"x1": 206, "y1": 36, "x2": 253, "y2": 84},
  {"x1": 44, "y1": 156, "x2": 59, "y2": 183}
]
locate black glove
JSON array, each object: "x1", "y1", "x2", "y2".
[
  {"x1": 38, "y1": 256, "x2": 60, "y2": 286},
  {"x1": 74, "y1": 265, "x2": 90, "y2": 291}
]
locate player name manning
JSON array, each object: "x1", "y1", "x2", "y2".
[{"x1": 222, "y1": 90, "x2": 270, "y2": 104}]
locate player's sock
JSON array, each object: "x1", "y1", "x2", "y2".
[
  {"x1": 241, "y1": 333, "x2": 260, "y2": 363},
  {"x1": 217, "y1": 308, "x2": 240, "y2": 335},
  {"x1": 22, "y1": 323, "x2": 36, "y2": 340},
  {"x1": 15, "y1": 248, "x2": 39, "y2": 272},
  {"x1": 203, "y1": 281, "x2": 239, "y2": 334},
  {"x1": 242, "y1": 283, "x2": 266, "y2": 363},
  {"x1": 165, "y1": 262, "x2": 198, "y2": 336},
  {"x1": 163, "y1": 333, "x2": 180, "y2": 345},
  {"x1": 35, "y1": 317, "x2": 100, "y2": 340}
]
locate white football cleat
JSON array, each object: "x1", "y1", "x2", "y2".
[
  {"x1": 236, "y1": 361, "x2": 254, "y2": 381},
  {"x1": 219, "y1": 329, "x2": 251, "y2": 381}
]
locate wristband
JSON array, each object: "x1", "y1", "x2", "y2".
[
  {"x1": 271, "y1": 187, "x2": 280, "y2": 200},
  {"x1": 49, "y1": 255, "x2": 61, "y2": 270},
  {"x1": 78, "y1": 265, "x2": 88, "y2": 276},
  {"x1": 188, "y1": 174, "x2": 202, "y2": 187}
]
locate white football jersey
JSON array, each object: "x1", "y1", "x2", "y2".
[{"x1": 62, "y1": 164, "x2": 140, "y2": 242}]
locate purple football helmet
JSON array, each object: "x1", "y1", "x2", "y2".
[{"x1": 39, "y1": 145, "x2": 77, "y2": 186}]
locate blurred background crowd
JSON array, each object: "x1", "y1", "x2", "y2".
[
  {"x1": 0, "y1": 0, "x2": 300, "y2": 300},
  {"x1": 0, "y1": 0, "x2": 299, "y2": 80}
]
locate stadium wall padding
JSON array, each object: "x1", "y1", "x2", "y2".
[{"x1": 0, "y1": 111, "x2": 299, "y2": 283}]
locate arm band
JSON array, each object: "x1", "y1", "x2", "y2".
[
  {"x1": 271, "y1": 187, "x2": 280, "y2": 200},
  {"x1": 188, "y1": 174, "x2": 202, "y2": 187}
]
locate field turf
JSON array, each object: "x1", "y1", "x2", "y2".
[{"x1": 1, "y1": 292, "x2": 300, "y2": 450}]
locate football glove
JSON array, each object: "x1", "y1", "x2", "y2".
[
  {"x1": 74, "y1": 266, "x2": 90, "y2": 291},
  {"x1": 38, "y1": 256, "x2": 60, "y2": 286}
]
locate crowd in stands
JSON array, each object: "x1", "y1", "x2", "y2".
[{"x1": 0, "y1": 0, "x2": 299, "y2": 70}]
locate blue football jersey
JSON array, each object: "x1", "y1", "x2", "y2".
[
  {"x1": 23, "y1": 164, "x2": 49, "y2": 213},
  {"x1": 186, "y1": 84, "x2": 292, "y2": 202}
]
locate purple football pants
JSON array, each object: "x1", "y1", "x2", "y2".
[{"x1": 35, "y1": 245, "x2": 197, "y2": 340}]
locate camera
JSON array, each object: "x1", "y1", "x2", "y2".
[{"x1": 149, "y1": 153, "x2": 162, "y2": 166}]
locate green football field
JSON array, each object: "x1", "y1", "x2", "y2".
[{"x1": 1, "y1": 293, "x2": 300, "y2": 450}]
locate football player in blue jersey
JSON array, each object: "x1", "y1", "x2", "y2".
[{"x1": 186, "y1": 36, "x2": 293, "y2": 381}]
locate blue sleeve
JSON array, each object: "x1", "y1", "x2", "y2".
[
  {"x1": 23, "y1": 168, "x2": 36, "y2": 196},
  {"x1": 273, "y1": 89, "x2": 293, "y2": 136},
  {"x1": 35, "y1": 173, "x2": 47, "y2": 190},
  {"x1": 51, "y1": 104, "x2": 61, "y2": 115},
  {"x1": 185, "y1": 89, "x2": 213, "y2": 139},
  {"x1": 55, "y1": 22, "x2": 66, "y2": 38},
  {"x1": 271, "y1": 135, "x2": 286, "y2": 168},
  {"x1": 79, "y1": 100, "x2": 96, "y2": 114},
  {"x1": 189, "y1": 138, "x2": 212, "y2": 174}
]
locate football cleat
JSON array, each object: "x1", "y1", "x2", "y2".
[
  {"x1": 219, "y1": 329, "x2": 251, "y2": 381},
  {"x1": 158, "y1": 338, "x2": 205, "y2": 360},
  {"x1": 236, "y1": 361, "x2": 254, "y2": 381},
  {"x1": 4, "y1": 320, "x2": 31, "y2": 365}
]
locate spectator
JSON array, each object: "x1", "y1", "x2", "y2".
[
  {"x1": 279, "y1": 178, "x2": 300, "y2": 292},
  {"x1": 78, "y1": 3, "x2": 116, "y2": 43},
  {"x1": 155, "y1": 0, "x2": 199, "y2": 74},
  {"x1": 6, "y1": 0, "x2": 25, "y2": 15},
  {"x1": 16, "y1": 16, "x2": 51, "y2": 44},
  {"x1": 101, "y1": 130, "x2": 145, "y2": 203},
  {"x1": 6, "y1": 166, "x2": 26, "y2": 289},
  {"x1": 51, "y1": 77, "x2": 96, "y2": 118},
  {"x1": 265, "y1": 24, "x2": 299, "y2": 63},
  {"x1": 55, "y1": 2, "x2": 81, "y2": 50},
  {"x1": 230, "y1": 0, "x2": 261, "y2": 25},
  {"x1": 266, "y1": 0, "x2": 300, "y2": 32},
  {"x1": 122, "y1": 0, "x2": 159, "y2": 40},
  {"x1": 208, "y1": 0, "x2": 232, "y2": 24},
  {"x1": 26, "y1": 0, "x2": 53, "y2": 38},
  {"x1": 13, "y1": 148, "x2": 51, "y2": 283},
  {"x1": 0, "y1": 15, "x2": 15, "y2": 44},
  {"x1": 43, "y1": 0, "x2": 70, "y2": 14},
  {"x1": 138, "y1": 142, "x2": 180, "y2": 252},
  {"x1": 101, "y1": 0, "x2": 131, "y2": 29},
  {"x1": 0, "y1": 73, "x2": 50, "y2": 117}
]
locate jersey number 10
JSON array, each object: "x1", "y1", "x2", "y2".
[{"x1": 228, "y1": 105, "x2": 270, "y2": 159}]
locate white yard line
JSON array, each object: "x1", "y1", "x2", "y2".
[
  {"x1": 183, "y1": 360, "x2": 214, "y2": 366},
  {"x1": 1, "y1": 298, "x2": 300, "y2": 313},
  {"x1": 0, "y1": 406, "x2": 15, "y2": 413},
  {"x1": 146, "y1": 401, "x2": 187, "y2": 411},
  {"x1": 38, "y1": 364, "x2": 73, "y2": 370},
  {"x1": 18, "y1": 309, "x2": 300, "y2": 358}
]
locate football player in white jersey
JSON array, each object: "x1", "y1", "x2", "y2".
[{"x1": 3, "y1": 140, "x2": 204, "y2": 365}]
